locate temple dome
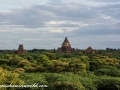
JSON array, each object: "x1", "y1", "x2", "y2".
[
  {"x1": 56, "y1": 37, "x2": 77, "y2": 52},
  {"x1": 62, "y1": 37, "x2": 71, "y2": 46}
]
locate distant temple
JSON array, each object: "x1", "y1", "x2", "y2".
[
  {"x1": 56, "y1": 37, "x2": 77, "y2": 52},
  {"x1": 15, "y1": 44, "x2": 27, "y2": 54},
  {"x1": 84, "y1": 46, "x2": 97, "y2": 54}
]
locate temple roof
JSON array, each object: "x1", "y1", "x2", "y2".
[
  {"x1": 87, "y1": 46, "x2": 93, "y2": 50},
  {"x1": 62, "y1": 37, "x2": 71, "y2": 46},
  {"x1": 18, "y1": 44, "x2": 24, "y2": 51}
]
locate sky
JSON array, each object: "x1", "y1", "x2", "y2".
[{"x1": 0, "y1": 0, "x2": 120, "y2": 50}]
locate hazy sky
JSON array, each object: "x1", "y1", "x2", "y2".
[{"x1": 0, "y1": 0, "x2": 120, "y2": 49}]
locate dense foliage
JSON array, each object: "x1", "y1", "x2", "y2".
[{"x1": 0, "y1": 49, "x2": 120, "y2": 90}]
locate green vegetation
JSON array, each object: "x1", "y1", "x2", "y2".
[{"x1": 0, "y1": 49, "x2": 120, "y2": 90}]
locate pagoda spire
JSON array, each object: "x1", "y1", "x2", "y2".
[
  {"x1": 57, "y1": 37, "x2": 76, "y2": 52},
  {"x1": 62, "y1": 37, "x2": 71, "y2": 46}
]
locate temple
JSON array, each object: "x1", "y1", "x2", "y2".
[
  {"x1": 84, "y1": 46, "x2": 97, "y2": 54},
  {"x1": 57, "y1": 37, "x2": 76, "y2": 52},
  {"x1": 15, "y1": 44, "x2": 27, "y2": 54}
]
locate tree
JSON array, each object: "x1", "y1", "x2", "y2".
[
  {"x1": 51, "y1": 81, "x2": 85, "y2": 90},
  {"x1": 18, "y1": 60, "x2": 31, "y2": 68},
  {"x1": 48, "y1": 60, "x2": 68, "y2": 72},
  {"x1": 0, "y1": 59, "x2": 9, "y2": 65},
  {"x1": 80, "y1": 56, "x2": 90, "y2": 70},
  {"x1": 43, "y1": 52, "x2": 56, "y2": 60},
  {"x1": 96, "y1": 78, "x2": 120, "y2": 90},
  {"x1": 94, "y1": 65, "x2": 120, "y2": 77},
  {"x1": 0, "y1": 67, "x2": 24, "y2": 90},
  {"x1": 68, "y1": 59, "x2": 86, "y2": 75},
  {"x1": 37, "y1": 54, "x2": 52, "y2": 66}
]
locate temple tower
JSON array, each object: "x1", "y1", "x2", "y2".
[
  {"x1": 58, "y1": 37, "x2": 75, "y2": 52},
  {"x1": 62, "y1": 37, "x2": 71, "y2": 47},
  {"x1": 16, "y1": 44, "x2": 27, "y2": 54}
]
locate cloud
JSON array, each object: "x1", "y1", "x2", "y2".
[
  {"x1": 91, "y1": 0, "x2": 120, "y2": 3},
  {"x1": 22, "y1": 38, "x2": 43, "y2": 41},
  {"x1": 0, "y1": 1, "x2": 120, "y2": 49},
  {"x1": 0, "y1": 3, "x2": 97, "y2": 32}
]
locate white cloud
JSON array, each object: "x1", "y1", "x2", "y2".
[
  {"x1": 22, "y1": 38, "x2": 43, "y2": 41},
  {"x1": 0, "y1": 0, "x2": 120, "y2": 49},
  {"x1": 45, "y1": 21, "x2": 66, "y2": 25}
]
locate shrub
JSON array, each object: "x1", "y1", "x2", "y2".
[
  {"x1": 0, "y1": 59, "x2": 9, "y2": 65},
  {"x1": 8, "y1": 59, "x2": 20, "y2": 65},
  {"x1": 4, "y1": 54, "x2": 12, "y2": 60},
  {"x1": 35, "y1": 65, "x2": 46, "y2": 72},
  {"x1": 24, "y1": 66, "x2": 35, "y2": 73},
  {"x1": 37, "y1": 54, "x2": 52, "y2": 66},
  {"x1": 26, "y1": 55, "x2": 34, "y2": 61},
  {"x1": 18, "y1": 60, "x2": 31, "y2": 68},
  {"x1": 19, "y1": 73, "x2": 48, "y2": 90},
  {"x1": 0, "y1": 67, "x2": 24, "y2": 90},
  {"x1": 94, "y1": 65, "x2": 120, "y2": 77},
  {"x1": 68, "y1": 60, "x2": 86, "y2": 75},
  {"x1": 43, "y1": 73, "x2": 85, "y2": 90},
  {"x1": 48, "y1": 60, "x2": 68, "y2": 72},
  {"x1": 63, "y1": 53, "x2": 72, "y2": 58},
  {"x1": 51, "y1": 81, "x2": 85, "y2": 90},
  {"x1": 80, "y1": 56, "x2": 90, "y2": 70},
  {"x1": 96, "y1": 78, "x2": 120, "y2": 90},
  {"x1": 43, "y1": 52, "x2": 56, "y2": 60},
  {"x1": 79, "y1": 76, "x2": 97, "y2": 90},
  {"x1": 0, "y1": 64, "x2": 12, "y2": 71},
  {"x1": 14, "y1": 68, "x2": 25, "y2": 73}
]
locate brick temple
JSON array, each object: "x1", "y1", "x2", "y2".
[
  {"x1": 57, "y1": 37, "x2": 76, "y2": 52},
  {"x1": 15, "y1": 44, "x2": 27, "y2": 54},
  {"x1": 84, "y1": 46, "x2": 97, "y2": 54}
]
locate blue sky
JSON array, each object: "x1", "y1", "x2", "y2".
[{"x1": 0, "y1": 0, "x2": 120, "y2": 49}]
